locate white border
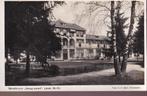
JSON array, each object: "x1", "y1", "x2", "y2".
[
  {"x1": 0, "y1": 0, "x2": 146, "y2": 91},
  {"x1": 144, "y1": 0, "x2": 147, "y2": 91}
]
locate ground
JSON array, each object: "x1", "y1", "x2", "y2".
[
  {"x1": 18, "y1": 63, "x2": 144, "y2": 85},
  {"x1": 6, "y1": 59, "x2": 144, "y2": 85}
]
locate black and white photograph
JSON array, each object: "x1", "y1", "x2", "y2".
[{"x1": 4, "y1": 0, "x2": 146, "y2": 90}]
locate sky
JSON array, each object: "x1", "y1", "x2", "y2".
[{"x1": 52, "y1": 1, "x2": 144, "y2": 36}]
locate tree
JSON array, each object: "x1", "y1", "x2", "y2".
[
  {"x1": 115, "y1": 13, "x2": 127, "y2": 62},
  {"x1": 133, "y1": 14, "x2": 144, "y2": 57},
  {"x1": 5, "y1": 1, "x2": 63, "y2": 76},
  {"x1": 121, "y1": 1, "x2": 136, "y2": 75},
  {"x1": 107, "y1": 3, "x2": 127, "y2": 61},
  {"x1": 110, "y1": 1, "x2": 122, "y2": 76},
  {"x1": 85, "y1": 1, "x2": 137, "y2": 77},
  {"x1": 110, "y1": 1, "x2": 136, "y2": 77}
]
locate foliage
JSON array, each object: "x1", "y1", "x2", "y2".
[
  {"x1": 109, "y1": 1, "x2": 136, "y2": 77},
  {"x1": 5, "y1": 2, "x2": 63, "y2": 61},
  {"x1": 107, "y1": 13, "x2": 127, "y2": 57},
  {"x1": 5, "y1": 1, "x2": 64, "y2": 75},
  {"x1": 115, "y1": 12, "x2": 127, "y2": 56},
  {"x1": 133, "y1": 14, "x2": 144, "y2": 54}
]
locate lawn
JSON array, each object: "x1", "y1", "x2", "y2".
[
  {"x1": 5, "y1": 60, "x2": 144, "y2": 85},
  {"x1": 18, "y1": 64, "x2": 144, "y2": 85}
]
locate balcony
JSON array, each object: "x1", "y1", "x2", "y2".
[
  {"x1": 69, "y1": 45, "x2": 75, "y2": 49},
  {"x1": 84, "y1": 43, "x2": 98, "y2": 48},
  {"x1": 63, "y1": 45, "x2": 68, "y2": 49}
]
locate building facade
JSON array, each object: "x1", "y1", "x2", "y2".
[{"x1": 52, "y1": 20, "x2": 111, "y2": 60}]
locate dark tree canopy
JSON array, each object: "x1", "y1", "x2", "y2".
[
  {"x1": 107, "y1": 12, "x2": 127, "y2": 57},
  {"x1": 5, "y1": 2, "x2": 63, "y2": 61},
  {"x1": 133, "y1": 14, "x2": 144, "y2": 54},
  {"x1": 109, "y1": 1, "x2": 136, "y2": 77},
  {"x1": 5, "y1": 2, "x2": 64, "y2": 75},
  {"x1": 115, "y1": 12, "x2": 127, "y2": 56}
]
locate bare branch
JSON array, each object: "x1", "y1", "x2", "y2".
[{"x1": 88, "y1": 1, "x2": 111, "y2": 11}]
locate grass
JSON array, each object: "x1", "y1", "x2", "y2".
[
  {"x1": 17, "y1": 69, "x2": 144, "y2": 85},
  {"x1": 5, "y1": 60, "x2": 144, "y2": 85}
]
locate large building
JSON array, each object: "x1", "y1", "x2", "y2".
[
  {"x1": 8, "y1": 20, "x2": 111, "y2": 62},
  {"x1": 52, "y1": 20, "x2": 111, "y2": 60}
]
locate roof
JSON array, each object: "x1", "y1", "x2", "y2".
[
  {"x1": 54, "y1": 20, "x2": 86, "y2": 31},
  {"x1": 86, "y1": 34, "x2": 110, "y2": 41}
]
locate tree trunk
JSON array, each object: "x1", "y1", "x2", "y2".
[
  {"x1": 118, "y1": 55, "x2": 121, "y2": 62},
  {"x1": 5, "y1": 48, "x2": 9, "y2": 63},
  {"x1": 114, "y1": 55, "x2": 121, "y2": 77},
  {"x1": 5, "y1": 48, "x2": 9, "y2": 71},
  {"x1": 121, "y1": 1, "x2": 136, "y2": 75},
  {"x1": 121, "y1": 53, "x2": 127, "y2": 74},
  {"x1": 25, "y1": 49, "x2": 30, "y2": 77},
  {"x1": 16, "y1": 60, "x2": 18, "y2": 64},
  {"x1": 137, "y1": 53, "x2": 139, "y2": 61},
  {"x1": 111, "y1": 1, "x2": 121, "y2": 77},
  {"x1": 143, "y1": 53, "x2": 144, "y2": 62}
]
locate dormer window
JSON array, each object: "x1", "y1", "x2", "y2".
[
  {"x1": 60, "y1": 22, "x2": 66, "y2": 26},
  {"x1": 55, "y1": 28, "x2": 60, "y2": 32},
  {"x1": 69, "y1": 32, "x2": 74, "y2": 37},
  {"x1": 63, "y1": 33, "x2": 66, "y2": 36}
]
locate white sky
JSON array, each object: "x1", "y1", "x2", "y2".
[{"x1": 52, "y1": 1, "x2": 144, "y2": 36}]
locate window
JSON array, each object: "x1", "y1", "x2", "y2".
[
  {"x1": 55, "y1": 28, "x2": 60, "y2": 32},
  {"x1": 81, "y1": 32, "x2": 84, "y2": 37},
  {"x1": 104, "y1": 44, "x2": 106, "y2": 48},
  {"x1": 76, "y1": 49, "x2": 84, "y2": 58},
  {"x1": 97, "y1": 44, "x2": 100, "y2": 48},
  {"x1": 70, "y1": 49, "x2": 75, "y2": 58},
  {"x1": 69, "y1": 39, "x2": 75, "y2": 47},
  {"x1": 69, "y1": 32, "x2": 74, "y2": 37},
  {"x1": 77, "y1": 39, "x2": 84, "y2": 43},
  {"x1": 76, "y1": 33, "x2": 79, "y2": 37},
  {"x1": 89, "y1": 49, "x2": 93, "y2": 54},
  {"x1": 63, "y1": 29, "x2": 67, "y2": 32},
  {"x1": 63, "y1": 38, "x2": 68, "y2": 46},
  {"x1": 79, "y1": 43, "x2": 81, "y2": 47},
  {"x1": 55, "y1": 51, "x2": 61, "y2": 58},
  {"x1": 63, "y1": 33, "x2": 67, "y2": 36},
  {"x1": 76, "y1": 31, "x2": 84, "y2": 37}
]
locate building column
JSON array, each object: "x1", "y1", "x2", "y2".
[
  {"x1": 67, "y1": 38, "x2": 70, "y2": 60},
  {"x1": 83, "y1": 34, "x2": 86, "y2": 58},
  {"x1": 74, "y1": 48, "x2": 77, "y2": 59},
  {"x1": 131, "y1": 52, "x2": 134, "y2": 58},
  {"x1": 60, "y1": 37, "x2": 63, "y2": 60},
  {"x1": 100, "y1": 49, "x2": 103, "y2": 58},
  {"x1": 84, "y1": 49, "x2": 87, "y2": 58},
  {"x1": 74, "y1": 38, "x2": 77, "y2": 59},
  {"x1": 93, "y1": 49, "x2": 96, "y2": 57},
  {"x1": 61, "y1": 49, "x2": 63, "y2": 60}
]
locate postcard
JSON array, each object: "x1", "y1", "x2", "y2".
[{"x1": 0, "y1": 0, "x2": 146, "y2": 91}]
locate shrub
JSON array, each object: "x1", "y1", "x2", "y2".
[{"x1": 47, "y1": 65, "x2": 60, "y2": 76}]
